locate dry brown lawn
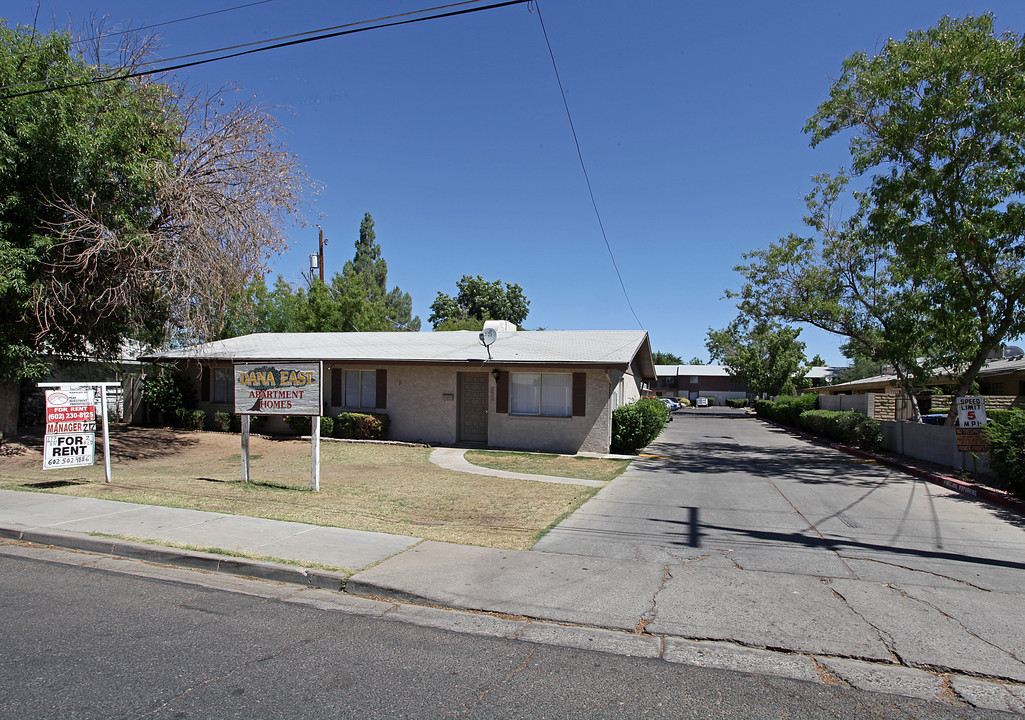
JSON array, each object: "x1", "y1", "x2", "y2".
[{"x1": 0, "y1": 427, "x2": 612, "y2": 550}]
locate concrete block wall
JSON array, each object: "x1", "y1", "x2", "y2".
[{"x1": 880, "y1": 420, "x2": 990, "y2": 474}]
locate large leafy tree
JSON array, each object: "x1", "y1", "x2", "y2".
[
  {"x1": 706, "y1": 319, "x2": 808, "y2": 397},
  {"x1": 0, "y1": 21, "x2": 313, "y2": 436},
  {"x1": 429, "y1": 275, "x2": 529, "y2": 329},
  {"x1": 731, "y1": 15, "x2": 1025, "y2": 423},
  {"x1": 652, "y1": 351, "x2": 682, "y2": 365}
]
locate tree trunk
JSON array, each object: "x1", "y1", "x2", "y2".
[
  {"x1": 0, "y1": 378, "x2": 20, "y2": 442},
  {"x1": 894, "y1": 368, "x2": 922, "y2": 423}
]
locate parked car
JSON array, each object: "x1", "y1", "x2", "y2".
[{"x1": 660, "y1": 397, "x2": 681, "y2": 412}]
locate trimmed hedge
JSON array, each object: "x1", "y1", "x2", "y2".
[
  {"x1": 797, "y1": 409, "x2": 882, "y2": 451},
  {"x1": 283, "y1": 415, "x2": 336, "y2": 437},
  {"x1": 611, "y1": 397, "x2": 668, "y2": 454},
  {"x1": 985, "y1": 409, "x2": 1025, "y2": 494},
  {"x1": 334, "y1": 412, "x2": 390, "y2": 440},
  {"x1": 754, "y1": 393, "x2": 819, "y2": 426},
  {"x1": 725, "y1": 398, "x2": 749, "y2": 408}
]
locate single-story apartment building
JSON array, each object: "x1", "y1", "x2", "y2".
[
  {"x1": 140, "y1": 328, "x2": 655, "y2": 455},
  {"x1": 806, "y1": 353, "x2": 1025, "y2": 399},
  {"x1": 648, "y1": 364, "x2": 841, "y2": 404}
]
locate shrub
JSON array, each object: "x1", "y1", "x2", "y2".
[
  {"x1": 334, "y1": 412, "x2": 390, "y2": 440},
  {"x1": 756, "y1": 393, "x2": 818, "y2": 426},
  {"x1": 987, "y1": 408, "x2": 1018, "y2": 426},
  {"x1": 284, "y1": 415, "x2": 312, "y2": 435},
  {"x1": 211, "y1": 411, "x2": 232, "y2": 432},
  {"x1": 677, "y1": 398, "x2": 690, "y2": 407},
  {"x1": 986, "y1": 409, "x2": 1025, "y2": 493},
  {"x1": 797, "y1": 409, "x2": 882, "y2": 451},
  {"x1": 142, "y1": 373, "x2": 183, "y2": 426},
  {"x1": 725, "y1": 398, "x2": 749, "y2": 408},
  {"x1": 611, "y1": 397, "x2": 668, "y2": 454},
  {"x1": 319, "y1": 416, "x2": 334, "y2": 437},
  {"x1": 172, "y1": 408, "x2": 206, "y2": 430},
  {"x1": 705, "y1": 396, "x2": 716, "y2": 406}
]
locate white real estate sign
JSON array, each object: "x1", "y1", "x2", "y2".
[
  {"x1": 43, "y1": 388, "x2": 95, "y2": 470},
  {"x1": 233, "y1": 362, "x2": 322, "y2": 416}
]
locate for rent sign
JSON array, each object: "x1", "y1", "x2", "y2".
[
  {"x1": 43, "y1": 388, "x2": 96, "y2": 469},
  {"x1": 234, "y1": 362, "x2": 322, "y2": 415}
]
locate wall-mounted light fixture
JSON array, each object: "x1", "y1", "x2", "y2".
[{"x1": 492, "y1": 368, "x2": 501, "y2": 383}]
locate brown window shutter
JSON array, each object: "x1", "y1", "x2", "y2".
[
  {"x1": 200, "y1": 366, "x2": 210, "y2": 402},
  {"x1": 496, "y1": 371, "x2": 509, "y2": 414},
  {"x1": 572, "y1": 372, "x2": 586, "y2": 416},
  {"x1": 331, "y1": 368, "x2": 342, "y2": 406},
  {"x1": 376, "y1": 369, "x2": 387, "y2": 409}
]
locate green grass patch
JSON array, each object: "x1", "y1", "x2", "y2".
[{"x1": 463, "y1": 450, "x2": 632, "y2": 483}]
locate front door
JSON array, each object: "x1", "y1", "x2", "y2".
[{"x1": 458, "y1": 372, "x2": 488, "y2": 444}]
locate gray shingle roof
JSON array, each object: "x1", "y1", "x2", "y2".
[{"x1": 141, "y1": 330, "x2": 654, "y2": 374}]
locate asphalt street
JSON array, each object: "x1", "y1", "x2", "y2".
[{"x1": 0, "y1": 548, "x2": 1010, "y2": 720}]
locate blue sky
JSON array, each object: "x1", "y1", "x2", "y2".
[{"x1": 8, "y1": 1, "x2": 1025, "y2": 364}]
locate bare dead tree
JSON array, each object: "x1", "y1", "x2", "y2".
[{"x1": 32, "y1": 24, "x2": 317, "y2": 355}]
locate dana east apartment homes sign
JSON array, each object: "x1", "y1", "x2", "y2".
[{"x1": 234, "y1": 361, "x2": 322, "y2": 416}]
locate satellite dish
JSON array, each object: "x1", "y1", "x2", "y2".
[{"x1": 479, "y1": 328, "x2": 497, "y2": 347}]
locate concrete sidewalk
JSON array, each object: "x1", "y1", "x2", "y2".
[
  {"x1": 2, "y1": 475, "x2": 1025, "y2": 712},
  {"x1": 0, "y1": 489, "x2": 420, "y2": 586}
]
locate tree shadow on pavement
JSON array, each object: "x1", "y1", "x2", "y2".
[{"x1": 652, "y1": 510, "x2": 1025, "y2": 572}]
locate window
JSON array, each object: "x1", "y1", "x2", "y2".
[
  {"x1": 510, "y1": 373, "x2": 572, "y2": 417},
  {"x1": 690, "y1": 376, "x2": 699, "y2": 384},
  {"x1": 213, "y1": 367, "x2": 233, "y2": 404},
  {"x1": 344, "y1": 370, "x2": 377, "y2": 409}
]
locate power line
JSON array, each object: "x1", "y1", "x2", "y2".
[
  {"x1": 532, "y1": 1, "x2": 644, "y2": 331},
  {"x1": 0, "y1": 0, "x2": 529, "y2": 101},
  {"x1": 10, "y1": 1, "x2": 276, "y2": 70},
  {"x1": 70, "y1": 1, "x2": 277, "y2": 47}
]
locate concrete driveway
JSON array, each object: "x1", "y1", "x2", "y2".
[{"x1": 533, "y1": 407, "x2": 1025, "y2": 593}]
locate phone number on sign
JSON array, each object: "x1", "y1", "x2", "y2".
[{"x1": 44, "y1": 455, "x2": 92, "y2": 468}]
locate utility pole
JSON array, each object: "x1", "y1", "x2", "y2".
[
  {"x1": 309, "y1": 227, "x2": 328, "y2": 284},
  {"x1": 318, "y1": 227, "x2": 325, "y2": 283}
]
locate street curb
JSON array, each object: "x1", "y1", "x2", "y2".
[
  {"x1": 836, "y1": 443, "x2": 1025, "y2": 516},
  {"x1": 0, "y1": 524, "x2": 347, "y2": 591},
  {"x1": 757, "y1": 417, "x2": 1025, "y2": 517}
]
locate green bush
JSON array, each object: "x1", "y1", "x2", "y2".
[
  {"x1": 986, "y1": 409, "x2": 1025, "y2": 493},
  {"x1": 797, "y1": 409, "x2": 882, "y2": 451},
  {"x1": 211, "y1": 411, "x2": 232, "y2": 432},
  {"x1": 611, "y1": 398, "x2": 668, "y2": 454},
  {"x1": 755, "y1": 393, "x2": 819, "y2": 426},
  {"x1": 319, "y1": 416, "x2": 334, "y2": 437},
  {"x1": 284, "y1": 415, "x2": 312, "y2": 435},
  {"x1": 704, "y1": 396, "x2": 716, "y2": 406},
  {"x1": 987, "y1": 408, "x2": 1018, "y2": 426},
  {"x1": 172, "y1": 408, "x2": 206, "y2": 430},
  {"x1": 334, "y1": 412, "x2": 390, "y2": 440},
  {"x1": 725, "y1": 398, "x2": 749, "y2": 408}
]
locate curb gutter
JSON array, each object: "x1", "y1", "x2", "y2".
[{"x1": 0, "y1": 524, "x2": 347, "y2": 591}]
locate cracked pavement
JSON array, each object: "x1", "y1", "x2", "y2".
[{"x1": 351, "y1": 407, "x2": 1025, "y2": 707}]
